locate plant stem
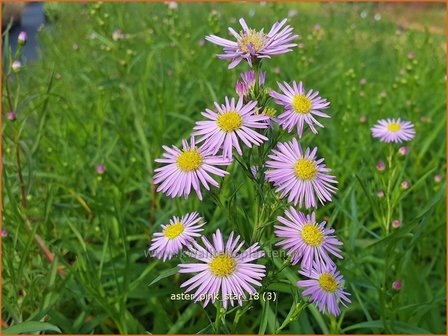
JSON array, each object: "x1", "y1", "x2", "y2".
[
  {"x1": 214, "y1": 303, "x2": 222, "y2": 333},
  {"x1": 385, "y1": 145, "x2": 395, "y2": 234},
  {"x1": 329, "y1": 315, "x2": 338, "y2": 334},
  {"x1": 15, "y1": 144, "x2": 27, "y2": 208}
]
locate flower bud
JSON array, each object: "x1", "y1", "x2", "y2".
[
  {"x1": 235, "y1": 81, "x2": 248, "y2": 97},
  {"x1": 398, "y1": 146, "x2": 409, "y2": 156},
  {"x1": 392, "y1": 219, "x2": 401, "y2": 228},
  {"x1": 18, "y1": 31, "x2": 27, "y2": 46},
  {"x1": 401, "y1": 181, "x2": 410, "y2": 190},
  {"x1": 376, "y1": 190, "x2": 384, "y2": 198},
  {"x1": 376, "y1": 161, "x2": 385, "y2": 172},
  {"x1": 12, "y1": 60, "x2": 22, "y2": 73},
  {"x1": 250, "y1": 166, "x2": 258, "y2": 178},
  {"x1": 434, "y1": 175, "x2": 442, "y2": 183},
  {"x1": 392, "y1": 280, "x2": 402, "y2": 290},
  {"x1": 6, "y1": 112, "x2": 16, "y2": 121},
  {"x1": 96, "y1": 164, "x2": 106, "y2": 174}
]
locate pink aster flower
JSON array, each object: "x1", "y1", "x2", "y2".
[
  {"x1": 178, "y1": 230, "x2": 266, "y2": 308},
  {"x1": 275, "y1": 207, "x2": 343, "y2": 269},
  {"x1": 149, "y1": 212, "x2": 205, "y2": 261},
  {"x1": 270, "y1": 81, "x2": 330, "y2": 138},
  {"x1": 265, "y1": 138, "x2": 338, "y2": 208},
  {"x1": 153, "y1": 137, "x2": 231, "y2": 200},
  {"x1": 193, "y1": 97, "x2": 270, "y2": 159},
  {"x1": 371, "y1": 118, "x2": 416, "y2": 143},
  {"x1": 297, "y1": 263, "x2": 351, "y2": 316},
  {"x1": 205, "y1": 18, "x2": 298, "y2": 69}
]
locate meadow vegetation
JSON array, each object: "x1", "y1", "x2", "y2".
[{"x1": 2, "y1": 2, "x2": 446, "y2": 334}]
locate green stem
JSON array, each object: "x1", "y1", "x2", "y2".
[
  {"x1": 254, "y1": 60, "x2": 261, "y2": 95},
  {"x1": 3, "y1": 73, "x2": 14, "y2": 112},
  {"x1": 384, "y1": 145, "x2": 395, "y2": 234},
  {"x1": 329, "y1": 314, "x2": 338, "y2": 334},
  {"x1": 232, "y1": 256, "x2": 291, "y2": 332},
  {"x1": 214, "y1": 303, "x2": 222, "y2": 333}
]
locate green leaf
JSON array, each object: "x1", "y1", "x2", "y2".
[
  {"x1": 148, "y1": 266, "x2": 179, "y2": 286},
  {"x1": 3, "y1": 321, "x2": 62, "y2": 334},
  {"x1": 342, "y1": 320, "x2": 432, "y2": 334},
  {"x1": 168, "y1": 304, "x2": 198, "y2": 333}
]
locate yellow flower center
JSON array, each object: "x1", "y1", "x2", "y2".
[
  {"x1": 239, "y1": 29, "x2": 266, "y2": 53},
  {"x1": 387, "y1": 123, "x2": 401, "y2": 132},
  {"x1": 177, "y1": 149, "x2": 203, "y2": 172},
  {"x1": 217, "y1": 111, "x2": 243, "y2": 132},
  {"x1": 301, "y1": 224, "x2": 324, "y2": 247},
  {"x1": 294, "y1": 159, "x2": 317, "y2": 180},
  {"x1": 209, "y1": 254, "x2": 236, "y2": 277},
  {"x1": 164, "y1": 222, "x2": 184, "y2": 240},
  {"x1": 318, "y1": 273, "x2": 338, "y2": 293},
  {"x1": 292, "y1": 94, "x2": 312, "y2": 114}
]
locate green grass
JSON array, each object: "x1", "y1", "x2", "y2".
[{"x1": 2, "y1": 2, "x2": 446, "y2": 334}]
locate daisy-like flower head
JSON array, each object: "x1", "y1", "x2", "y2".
[
  {"x1": 149, "y1": 212, "x2": 205, "y2": 261},
  {"x1": 153, "y1": 137, "x2": 231, "y2": 200},
  {"x1": 297, "y1": 262, "x2": 351, "y2": 316},
  {"x1": 193, "y1": 96, "x2": 270, "y2": 159},
  {"x1": 178, "y1": 230, "x2": 266, "y2": 308},
  {"x1": 265, "y1": 138, "x2": 338, "y2": 208},
  {"x1": 206, "y1": 18, "x2": 298, "y2": 69},
  {"x1": 275, "y1": 207, "x2": 343, "y2": 269},
  {"x1": 371, "y1": 118, "x2": 416, "y2": 143},
  {"x1": 270, "y1": 81, "x2": 330, "y2": 138}
]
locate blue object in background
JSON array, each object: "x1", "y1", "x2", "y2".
[{"x1": 8, "y1": 2, "x2": 45, "y2": 61}]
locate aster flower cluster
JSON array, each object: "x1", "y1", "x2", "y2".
[
  {"x1": 150, "y1": 17, "x2": 350, "y2": 317},
  {"x1": 370, "y1": 112, "x2": 416, "y2": 234},
  {"x1": 149, "y1": 212, "x2": 266, "y2": 308}
]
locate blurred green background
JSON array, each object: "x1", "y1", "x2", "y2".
[{"x1": 2, "y1": 2, "x2": 446, "y2": 334}]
